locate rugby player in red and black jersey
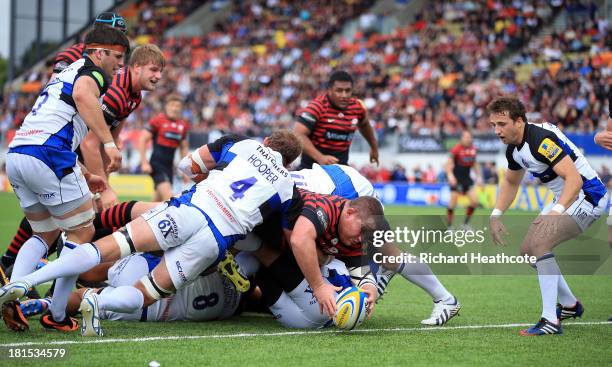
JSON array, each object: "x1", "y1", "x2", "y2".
[
  {"x1": 287, "y1": 191, "x2": 385, "y2": 317},
  {"x1": 80, "y1": 44, "x2": 165, "y2": 209},
  {"x1": 294, "y1": 71, "x2": 379, "y2": 169},
  {"x1": 52, "y1": 13, "x2": 127, "y2": 78},
  {"x1": 139, "y1": 94, "x2": 190, "y2": 201},
  {"x1": 445, "y1": 131, "x2": 482, "y2": 227}
]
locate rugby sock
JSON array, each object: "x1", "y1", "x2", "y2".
[
  {"x1": 3, "y1": 217, "x2": 33, "y2": 263},
  {"x1": 50, "y1": 274, "x2": 78, "y2": 321},
  {"x1": 21, "y1": 242, "x2": 101, "y2": 286},
  {"x1": 235, "y1": 251, "x2": 260, "y2": 277},
  {"x1": 465, "y1": 206, "x2": 475, "y2": 224},
  {"x1": 446, "y1": 208, "x2": 454, "y2": 226},
  {"x1": 93, "y1": 201, "x2": 137, "y2": 229},
  {"x1": 535, "y1": 253, "x2": 560, "y2": 323},
  {"x1": 98, "y1": 286, "x2": 144, "y2": 314},
  {"x1": 397, "y1": 260, "x2": 453, "y2": 303},
  {"x1": 557, "y1": 274, "x2": 577, "y2": 307},
  {"x1": 10, "y1": 235, "x2": 49, "y2": 281}
]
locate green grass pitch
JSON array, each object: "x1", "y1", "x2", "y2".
[{"x1": 0, "y1": 192, "x2": 610, "y2": 366}]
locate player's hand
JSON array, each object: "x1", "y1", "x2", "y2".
[
  {"x1": 361, "y1": 284, "x2": 378, "y2": 318},
  {"x1": 313, "y1": 282, "x2": 341, "y2": 317},
  {"x1": 141, "y1": 161, "x2": 152, "y2": 174},
  {"x1": 85, "y1": 173, "x2": 107, "y2": 194},
  {"x1": 100, "y1": 188, "x2": 119, "y2": 209},
  {"x1": 594, "y1": 131, "x2": 612, "y2": 150},
  {"x1": 369, "y1": 148, "x2": 379, "y2": 166},
  {"x1": 476, "y1": 177, "x2": 484, "y2": 187},
  {"x1": 318, "y1": 155, "x2": 339, "y2": 165},
  {"x1": 104, "y1": 146, "x2": 122, "y2": 173},
  {"x1": 448, "y1": 175, "x2": 457, "y2": 187},
  {"x1": 489, "y1": 216, "x2": 508, "y2": 246}
]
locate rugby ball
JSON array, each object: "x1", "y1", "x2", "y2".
[{"x1": 333, "y1": 286, "x2": 368, "y2": 330}]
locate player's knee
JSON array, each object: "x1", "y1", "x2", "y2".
[
  {"x1": 112, "y1": 225, "x2": 137, "y2": 259},
  {"x1": 55, "y1": 209, "x2": 95, "y2": 232},
  {"x1": 138, "y1": 274, "x2": 173, "y2": 306}
]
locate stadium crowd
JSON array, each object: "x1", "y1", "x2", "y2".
[{"x1": 0, "y1": 0, "x2": 609, "y2": 178}]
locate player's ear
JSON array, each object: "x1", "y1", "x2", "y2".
[{"x1": 263, "y1": 137, "x2": 270, "y2": 146}]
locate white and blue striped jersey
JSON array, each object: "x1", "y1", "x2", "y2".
[
  {"x1": 10, "y1": 58, "x2": 109, "y2": 152},
  {"x1": 173, "y1": 135, "x2": 299, "y2": 241},
  {"x1": 290, "y1": 163, "x2": 376, "y2": 199},
  {"x1": 506, "y1": 122, "x2": 607, "y2": 206}
]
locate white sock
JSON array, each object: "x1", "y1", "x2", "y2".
[
  {"x1": 397, "y1": 260, "x2": 453, "y2": 303},
  {"x1": 21, "y1": 242, "x2": 100, "y2": 286},
  {"x1": 50, "y1": 274, "x2": 78, "y2": 321},
  {"x1": 98, "y1": 286, "x2": 144, "y2": 314},
  {"x1": 535, "y1": 253, "x2": 560, "y2": 323},
  {"x1": 235, "y1": 252, "x2": 260, "y2": 277},
  {"x1": 557, "y1": 274, "x2": 577, "y2": 307},
  {"x1": 10, "y1": 235, "x2": 48, "y2": 281}
]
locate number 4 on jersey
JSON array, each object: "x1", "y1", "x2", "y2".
[{"x1": 229, "y1": 177, "x2": 257, "y2": 201}]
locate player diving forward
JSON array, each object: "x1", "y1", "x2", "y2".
[
  {"x1": 487, "y1": 97, "x2": 608, "y2": 336},
  {"x1": 289, "y1": 163, "x2": 461, "y2": 325},
  {"x1": 0, "y1": 131, "x2": 303, "y2": 336}
]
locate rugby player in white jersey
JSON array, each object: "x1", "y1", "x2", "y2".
[
  {"x1": 0, "y1": 131, "x2": 302, "y2": 336},
  {"x1": 2, "y1": 26, "x2": 129, "y2": 332},
  {"x1": 487, "y1": 97, "x2": 608, "y2": 336}
]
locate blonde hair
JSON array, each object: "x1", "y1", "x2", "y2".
[{"x1": 129, "y1": 44, "x2": 165, "y2": 69}]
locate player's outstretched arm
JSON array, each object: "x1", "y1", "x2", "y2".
[
  {"x1": 138, "y1": 130, "x2": 153, "y2": 174},
  {"x1": 445, "y1": 156, "x2": 457, "y2": 186},
  {"x1": 289, "y1": 216, "x2": 340, "y2": 317}
]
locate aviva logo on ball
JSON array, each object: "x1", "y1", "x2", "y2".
[{"x1": 334, "y1": 286, "x2": 368, "y2": 330}]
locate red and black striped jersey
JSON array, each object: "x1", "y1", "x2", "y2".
[
  {"x1": 101, "y1": 67, "x2": 142, "y2": 130},
  {"x1": 147, "y1": 113, "x2": 190, "y2": 165},
  {"x1": 292, "y1": 189, "x2": 365, "y2": 257},
  {"x1": 53, "y1": 43, "x2": 86, "y2": 73},
  {"x1": 296, "y1": 94, "x2": 366, "y2": 166},
  {"x1": 450, "y1": 143, "x2": 477, "y2": 177}
]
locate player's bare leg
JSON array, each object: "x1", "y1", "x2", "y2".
[
  {"x1": 464, "y1": 187, "x2": 479, "y2": 226},
  {"x1": 447, "y1": 191, "x2": 459, "y2": 227}
]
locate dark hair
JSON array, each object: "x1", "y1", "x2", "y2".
[
  {"x1": 328, "y1": 70, "x2": 353, "y2": 88},
  {"x1": 84, "y1": 26, "x2": 130, "y2": 54},
  {"x1": 265, "y1": 129, "x2": 303, "y2": 166},
  {"x1": 486, "y1": 96, "x2": 527, "y2": 123},
  {"x1": 165, "y1": 93, "x2": 183, "y2": 105}
]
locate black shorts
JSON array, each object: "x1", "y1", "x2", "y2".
[
  {"x1": 450, "y1": 177, "x2": 474, "y2": 194},
  {"x1": 150, "y1": 162, "x2": 173, "y2": 187}
]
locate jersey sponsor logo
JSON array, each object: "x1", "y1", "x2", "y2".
[
  {"x1": 324, "y1": 130, "x2": 354, "y2": 142},
  {"x1": 538, "y1": 138, "x2": 562, "y2": 162},
  {"x1": 163, "y1": 131, "x2": 183, "y2": 141},
  {"x1": 316, "y1": 208, "x2": 329, "y2": 229},
  {"x1": 15, "y1": 129, "x2": 44, "y2": 136},
  {"x1": 91, "y1": 71, "x2": 105, "y2": 87}
]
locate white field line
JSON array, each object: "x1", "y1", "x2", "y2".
[{"x1": 0, "y1": 321, "x2": 610, "y2": 347}]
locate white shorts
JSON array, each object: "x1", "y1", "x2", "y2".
[
  {"x1": 141, "y1": 202, "x2": 225, "y2": 290},
  {"x1": 6, "y1": 151, "x2": 90, "y2": 216},
  {"x1": 541, "y1": 191, "x2": 609, "y2": 232}
]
